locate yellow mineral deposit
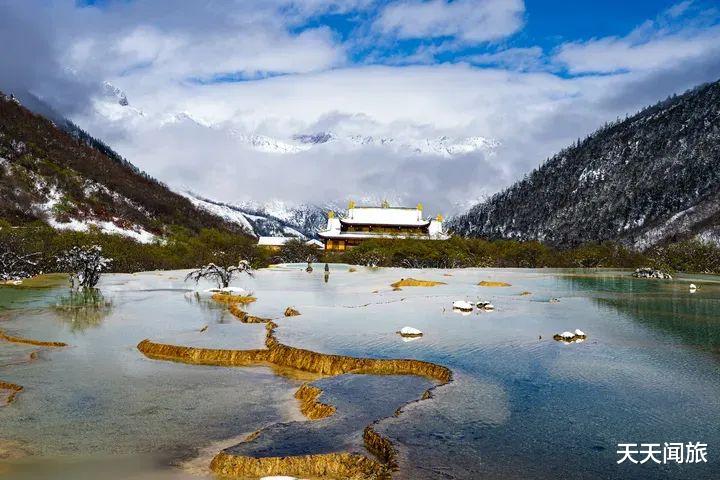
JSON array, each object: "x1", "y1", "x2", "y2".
[
  {"x1": 227, "y1": 303, "x2": 272, "y2": 324},
  {"x1": 137, "y1": 296, "x2": 453, "y2": 479},
  {"x1": 210, "y1": 450, "x2": 390, "y2": 480},
  {"x1": 0, "y1": 330, "x2": 67, "y2": 347},
  {"x1": 0, "y1": 381, "x2": 23, "y2": 406},
  {"x1": 390, "y1": 278, "x2": 446, "y2": 288},
  {"x1": 211, "y1": 293, "x2": 256, "y2": 304},
  {"x1": 363, "y1": 425, "x2": 398, "y2": 469},
  {"x1": 138, "y1": 322, "x2": 451, "y2": 382},
  {"x1": 284, "y1": 307, "x2": 301, "y2": 317},
  {"x1": 478, "y1": 280, "x2": 512, "y2": 287},
  {"x1": 294, "y1": 383, "x2": 336, "y2": 420}
]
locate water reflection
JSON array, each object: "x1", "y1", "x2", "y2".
[
  {"x1": 182, "y1": 291, "x2": 235, "y2": 324},
  {"x1": 53, "y1": 289, "x2": 113, "y2": 332},
  {"x1": 559, "y1": 275, "x2": 720, "y2": 353}
]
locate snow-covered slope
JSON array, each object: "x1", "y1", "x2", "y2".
[
  {"x1": 0, "y1": 92, "x2": 248, "y2": 242},
  {"x1": 450, "y1": 79, "x2": 720, "y2": 248},
  {"x1": 182, "y1": 192, "x2": 256, "y2": 236},
  {"x1": 182, "y1": 192, "x2": 333, "y2": 239}
]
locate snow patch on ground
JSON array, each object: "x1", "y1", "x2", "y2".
[
  {"x1": 35, "y1": 185, "x2": 156, "y2": 244},
  {"x1": 47, "y1": 217, "x2": 156, "y2": 243},
  {"x1": 181, "y1": 192, "x2": 255, "y2": 236}
]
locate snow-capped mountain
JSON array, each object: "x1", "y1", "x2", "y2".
[
  {"x1": 85, "y1": 79, "x2": 499, "y2": 161},
  {"x1": 182, "y1": 192, "x2": 334, "y2": 239},
  {"x1": 102, "y1": 82, "x2": 129, "y2": 106},
  {"x1": 225, "y1": 130, "x2": 497, "y2": 157},
  {"x1": 294, "y1": 132, "x2": 498, "y2": 158},
  {"x1": 230, "y1": 132, "x2": 309, "y2": 154}
]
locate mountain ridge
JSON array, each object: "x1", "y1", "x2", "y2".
[
  {"x1": 0, "y1": 91, "x2": 247, "y2": 242},
  {"x1": 182, "y1": 191, "x2": 334, "y2": 239},
  {"x1": 449, "y1": 79, "x2": 720, "y2": 248}
]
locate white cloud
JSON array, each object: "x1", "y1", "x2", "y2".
[
  {"x1": 555, "y1": 25, "x2": 720, "y2": 74},
  {"x1": 1, "y1": 0, "x2": 719, "y2": 215},
  {"x1": 465, "y1": 46, "x2": 545, "y2": 71},
  {"x1": 73, "y1": 64, "x2": 662, "y2": 212},
  {"x1": 374, "y1": 0, "x2": 525, "y2": 43},
  {"x1": 62, "y1": 12, "x2": 345, "y2": 90},
  {"x1": 554, "y1": 2, "x2": 720, "y2": 74}
]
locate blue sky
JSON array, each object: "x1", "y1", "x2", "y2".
[
  {"x1": 1, "y1": 0, "x2": 720, "y2": 210},
  {"x1": 72, "y1": 0, "x2": 720, "y2": 80}
]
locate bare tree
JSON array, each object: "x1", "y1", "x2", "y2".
[
  {"x1": 0, "y1": 231, "x2": 40, "y2": 281},
  {"x1": 185, "y1": 260, "x2": 253, "y2": 289},
  {"x1": 57, "y1": 245, "x2": 113, "y2": 289}
]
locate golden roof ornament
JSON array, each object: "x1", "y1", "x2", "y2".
[
  {"x1": 348, "y1": 200, "x2": 356, "y2": 209},
  {"x1": 328, "y1": 210, "x2": 335, "y2": 219},
  {"x1": 417, "y1": 202, "x2": 423, "y2": 211},
  {"x1": 436, "y1": 213, "x2": 443, "y2": 222}
]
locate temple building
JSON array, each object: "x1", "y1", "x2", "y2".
[{"x1": 318, "y1": 201, "x2": 449, "y2": 251}]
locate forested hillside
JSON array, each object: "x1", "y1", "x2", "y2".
[
  {"x1": 450, "y1": 79, "x2": 720, "y2": 248},
  {"x1": 0, "y1": 92, "x2": 244, "y2": 241}
]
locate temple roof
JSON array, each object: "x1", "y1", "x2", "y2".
[{"x1": 341, "y1": 206, "x2": 428, "y2": 226}]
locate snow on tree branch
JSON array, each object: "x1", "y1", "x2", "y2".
[
  {"x1": 0, "y1": 232, "x2": 40, "y2": 282},
  {"x1": 185, "y1": 260, "x2": 253, "y2": 289},
  {"x1": 57, "y1": 245, "x2": 113, "y2": 289}
]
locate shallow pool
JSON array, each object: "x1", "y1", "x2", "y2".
[{"x1": 1, "y1": 266, "x2": 719, "y2": 479}]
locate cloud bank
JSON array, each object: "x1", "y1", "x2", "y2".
[{"x1": 0, "y1": 0, "x2": 719, "y2": 214}]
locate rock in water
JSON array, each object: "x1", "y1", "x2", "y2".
[
  {"x1": 452, "y1": 300, "x2": 473, "y2": 312},
  {"x1": 476, "y1": 300, "x2": 495, "y2": 311},
  {"x1": 632, "y1": 268, "x2": 672, "y2": 279},
  {"x1": 397, "y1": 326, "x2": 423, "y2": 337},
  {"x1": 553, "y1": 329, "x2": 588, "y2": 343}
]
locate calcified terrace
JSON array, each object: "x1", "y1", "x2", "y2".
[
  {"x1": 137, "y1": 295, "x2": 453, "y2": 479},
  {"x1": 0, "y1": 329, "x2": 68, "y2": 406}
]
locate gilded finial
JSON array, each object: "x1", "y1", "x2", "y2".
[
  {"x1": 417, "y1": 202, "x2": 423, "y2": 211},
  {"x1": 328, "y1": 210, "x2": 335, "y2": 219},
  {"x1": 348, "y1": 200, "x2": 356, "y2": 209},
  {"x1": 436, "y1": 213, "x2": 443, "y2": 222}
]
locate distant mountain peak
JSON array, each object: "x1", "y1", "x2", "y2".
[
  {"x1": 182, "y1": 191, "x2": 335, "y2": 239},
  {"x1": 102, "y1": 81, "x2": 129, "y2": 106},
  {"x1": 280, "y1": 131, "x2": 498, "y2": 158}
]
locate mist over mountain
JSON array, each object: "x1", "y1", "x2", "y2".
[
  {"x1": 182, "y1": 192, "x2": 336, "y2": 239},
  {"x1": 0, "y1": 91, "x2": 246, "y2": 242},
  {"x1": 449, "y1": 79, "x2": 720, "y2": 249}
]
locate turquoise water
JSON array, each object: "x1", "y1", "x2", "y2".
[{"x1": 1, "y1": 267, "x2": 719, "y2": 479}]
